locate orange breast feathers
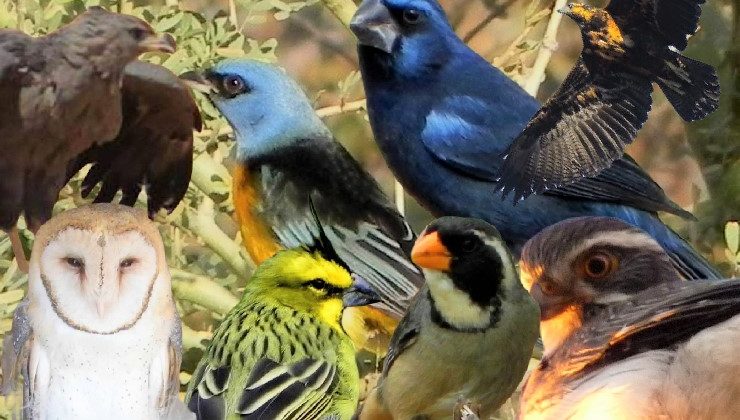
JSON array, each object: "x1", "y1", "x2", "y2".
[{"x1": 232, "y1": 164, "x2": 283, "y2": 264}]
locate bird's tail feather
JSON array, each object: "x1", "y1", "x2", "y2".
[{"x1": 657, "y1": 54, "x2": 720, "y2": 121}]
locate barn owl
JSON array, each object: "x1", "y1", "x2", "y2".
[{"x1": 1, "y1": 204, "x2": 192, "y2": 419}]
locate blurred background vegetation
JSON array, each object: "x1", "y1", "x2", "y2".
[{"x1": 0, "y1": 0, "x2": 737, "y2": 417}]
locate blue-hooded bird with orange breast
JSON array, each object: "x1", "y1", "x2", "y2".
[
  {"x1": 350, "y1": 0, "x2": 721, "y2": 280},
  {"x1": 181, "y1": 59, "x2": 424, "y2": 355}
]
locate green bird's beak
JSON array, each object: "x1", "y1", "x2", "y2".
[
  {"x1": 351, "y1": 0, "x2": 400, "y2": 54},
  {"x1": 343, "y1": 274, "x2": 381, "y2": 307},
  {"x1": 179, "y1": 70, "x2": 217, "y2": 95}
]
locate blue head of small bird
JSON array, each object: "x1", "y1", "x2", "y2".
[
  {"x1": 351, "y1": 0, "x2": 464, "y2": 79},
  {"x1": 184, "y1": 59, "x2": 331, "y2": 161}
]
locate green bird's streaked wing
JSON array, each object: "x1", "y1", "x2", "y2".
[
  {"x1": 237, "y1": 358, "x2": 338, "y2": 419},
  {"x1": 189, "y1": 357, "x2": 341, "y2": 419},
  {"x1": 188, "y1": 364, "x2": 229, "y2": 419}
]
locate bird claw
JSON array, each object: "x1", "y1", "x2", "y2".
[{"x1": 454, "y1": 398, "x2": 481, "y2": 420}]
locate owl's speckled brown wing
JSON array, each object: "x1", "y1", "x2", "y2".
[
  {"x1": 607, "y1": 0, "x2": 705, "y2": 51},
  {"x1": 498, "y1": 60, "x2": 652, "y2": 201},
  {"x1": 67, "y1": 61, "x2": 201, "y2": 218}
]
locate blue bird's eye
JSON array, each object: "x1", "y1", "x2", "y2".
[
  {"x1": 220, "y1": 75, "x2": 249, "y2": 98},
  {"x1": 402, "y1": 9, "x2": 422, "y2": 25}
]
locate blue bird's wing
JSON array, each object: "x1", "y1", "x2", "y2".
[
  {"x1": 545, "y1": 156, "x2": 695, "y2": 219},
  {"x1": 420, "y1": 95, "x2": 512, "y2": 181},
  {"x1": 418, "y1": 65, "x2": 690, "y2": 218}
]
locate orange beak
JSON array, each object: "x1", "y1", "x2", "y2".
[{"x1": 411, "y1": 231, "x2": 451, "y2": 271}]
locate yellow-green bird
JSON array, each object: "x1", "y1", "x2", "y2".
[{"x1": 186, "y1": 245, "x2": 380, "y2": 419}]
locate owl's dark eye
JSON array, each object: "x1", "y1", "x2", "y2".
[
  {"x1": 119, "y1": 258, "x2": 137, "y2": 269},
  {"x1": 64, "y1": 257, "x2": 84, "y2": 270},
  {"x1": 221, "y1": 75, "x2": 249, "y2": 97},
  {"x1": 403, "y1": 9, "x2": 422, "y2": 24}
]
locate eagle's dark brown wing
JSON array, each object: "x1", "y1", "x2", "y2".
[
  {"x1": 68, "y1": 61, "x2": 201, "y2": 217},
  {"x1": 0, "y1": 30, "x2": 43, "y2": 230},
  {"x1": 607, "y1": 0, "x2": 705, "y2": 50},
  {"x1": 497, "y1": 59, "x2": 652, "y2": 202}
]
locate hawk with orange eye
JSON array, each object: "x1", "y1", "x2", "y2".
[{"x1": 518, "y1": 216, "x2": 740, "y2": 420}]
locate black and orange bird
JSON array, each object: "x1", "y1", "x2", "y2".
[
  {"x1": 181, "y1": 59, "x2": 424, "y2": 355},
  {"x1": 0, "y1": 8, "x2": 201, "y2": 270},
  {"x1": 518, "y1": 217, "x2": 740, "y2": 419},
  {"x1": 498, "y1": 1, "x2": 719, "y2": 200}
]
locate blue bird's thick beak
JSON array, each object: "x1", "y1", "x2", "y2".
[
  {"x1": 350, "y1": 0, "x2": 399, "y2": 54},
  {"x1": 180, "y1": 70, "x2": 217, "y2": 95},
  {"x1": 343, "y1": 274, "x2": 381, "y2": 308}
]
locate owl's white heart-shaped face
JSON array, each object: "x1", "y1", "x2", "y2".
[{"x1": 37, "y1": 227, "x2": 159, "y2": 333}]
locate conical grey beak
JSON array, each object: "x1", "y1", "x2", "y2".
[
  {"x1": 350, "y1": 0, "x2": 399, "y2": 54},
  {"x1": 343, "y1": 274, "x2": 381, "y2": 307},
  {"x1": 180, "y1": 70, "x2": 216, "y2": 94}
]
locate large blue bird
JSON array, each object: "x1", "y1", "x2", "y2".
[{"x1": 350, "y1": 0, "x2": 720, "y2": 279}]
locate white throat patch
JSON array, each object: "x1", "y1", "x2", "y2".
[{"x1": 425, "y1": 270, "x2": 492, "y2": 330}]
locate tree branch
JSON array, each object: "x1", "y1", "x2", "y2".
[
  {"x1": 316, "y1": 99, "x2": 367, "y2": 118},
  {"x1": 170, "y1": 268, "x2": 239, "y2": 315},
  {"x1": 523, "y1": 0, "x2": 568, "y2": 96},
  {"x1": 185, "y1": 197, "x2": 253, "y2": 278},
  {"x1": 462, "y1": 0, "x2": 517, "y2": 43}
]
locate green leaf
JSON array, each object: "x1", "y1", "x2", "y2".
[
  {"x1": 725, "y1": 221, "x2": 740, "y2": 255},
  {"x1": 0, "y1": 289, "x2": 24, "y2": 305},
  {"x1": 158, "y1": 13, "x2": 185, "y2": 31}
]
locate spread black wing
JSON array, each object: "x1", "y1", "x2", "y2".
[
  {"x1": 607, "y1": 0, "x2": 705, "y2": 50},
  {"x1": 498, "y1": 60, "x2": 653, "y2": 201}
]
